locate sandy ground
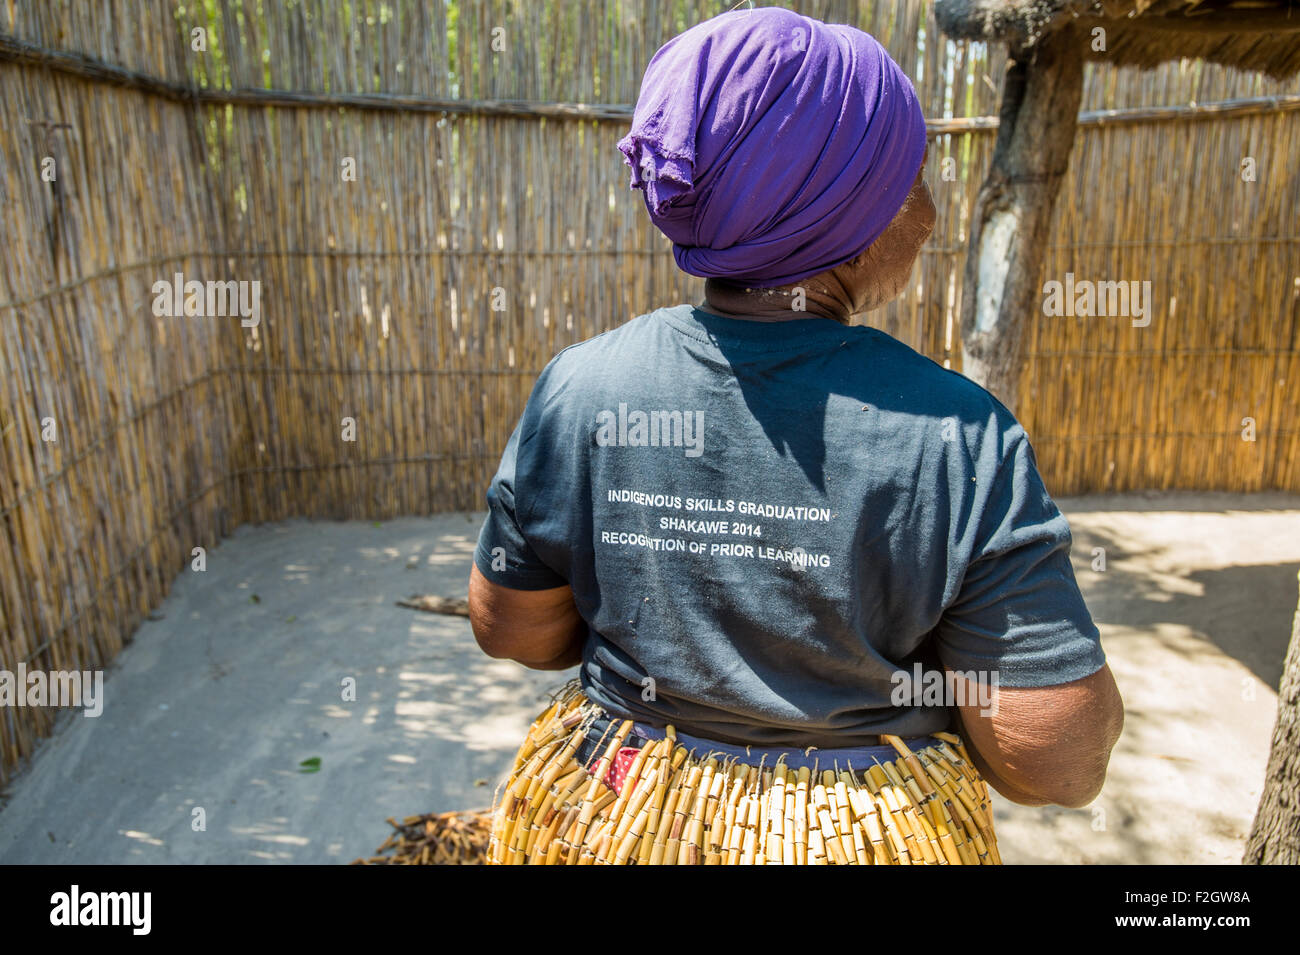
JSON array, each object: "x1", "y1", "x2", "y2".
[{"x1": 1, "y1": 491, "x2": 1297, "y2": 864}]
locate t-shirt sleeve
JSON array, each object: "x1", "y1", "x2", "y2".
[
  {"x1": 935, "y1": 427, "x2": 1106, "y2": 687},
  {"x1": 472, "y1": 418, "x2": 569, "y2": 591}
]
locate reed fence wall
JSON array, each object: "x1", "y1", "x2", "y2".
[{"x1": 1, "y1": 0, "x2": 1298, "y2": 780}]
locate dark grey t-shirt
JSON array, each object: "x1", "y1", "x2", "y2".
[{"x1": 473, "y1": 304, "x2": 1105, "y2": 746}]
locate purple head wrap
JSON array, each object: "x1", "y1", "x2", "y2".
[{"x1": 617, "y1": 8, "x2": 927, "y2": 288}]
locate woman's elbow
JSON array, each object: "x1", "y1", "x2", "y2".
[
  {"x1": 970, "y1": 671, "x2": 1126, "y2": 809},
  {"x1": 472, "y1": 628, "x2": 514, "y2": 660},
  {"x1": 1030, "y1": 699, "x2": 1125, "y2": 808},
  {"x1": 1038, "y1": 767, "x2": 1109, "y2": 809}
]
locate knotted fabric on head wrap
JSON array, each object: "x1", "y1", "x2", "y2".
[{"x1": 618, "y1": 7, "x2": 928, "y2": 288}]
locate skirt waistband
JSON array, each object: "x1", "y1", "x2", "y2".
[{"x1": 578, "y1": 709, "x2": 942, "y2": 774}]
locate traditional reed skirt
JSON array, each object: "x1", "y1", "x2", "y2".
[{"x1": 488, "y1": 682, "x2": 1002, "y2": 865}]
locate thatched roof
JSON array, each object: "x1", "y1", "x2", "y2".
[{"x1": 934, "y1": 1, "x2": 1300, "y2": 79}]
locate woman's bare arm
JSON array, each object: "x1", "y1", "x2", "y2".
[
  {"x1": 468, "y1": 564, "x2": 585, "y2": 670},
  {"x1": 947, "y1": 664, "x2": 1124, "y2": 808}
]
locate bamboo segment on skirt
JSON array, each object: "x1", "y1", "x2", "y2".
[{"x1": 488, "y1": 688, "x2": 1003, "y2": 865}]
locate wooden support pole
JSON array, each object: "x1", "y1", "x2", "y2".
[{"x1": 958, "y1": 26, "x2": 1085, "y2": 414}]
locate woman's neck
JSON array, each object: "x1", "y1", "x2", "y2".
[{"x1": 699, "y1": 278, "x2": 853, "y2": 324}]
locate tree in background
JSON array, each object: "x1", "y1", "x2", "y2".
[{"x1": 1244, "y1": 572, "x2": 1300, "y2": 863}]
